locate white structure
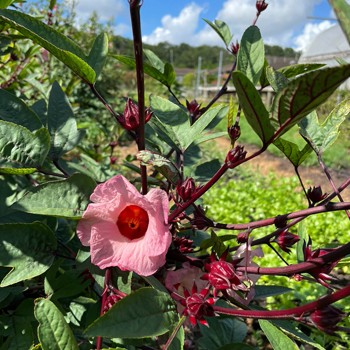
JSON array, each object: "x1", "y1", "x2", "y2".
[{"x1": 299, "y1": 24, "x2": 350, "y2": 89}]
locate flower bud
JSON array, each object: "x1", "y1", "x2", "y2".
[
  {"x1": 227, "y1": 123, "x2": 241, "y2": 144},
  {"x1": 116, "y1": 98, "x2": 152, "y2": 131},
  {"x1": 186, "y1": 99, "x2": 201, "y2": 121},
  {"x1": 230, "y1": 41, "x2": 240, "y2": 55},
  {"x1": 225, "y1": 145, "x2": 246, "y2": 168},
  {"x1": 256, "y1": 0, "x2": 268, "y2": 13},
  {"x1": 275, "y1": 230, "x2": 300, "y2": 253},
  {"x1": 177, "y1": 177, "x2": 196, "y2": 202},
  {"x1": 110, "y1": 156, "x2": 118, "y2": 165},
  {"x1": 307, "y1": 186, "x2": 327, "y2": 205},
  {"x1": 310, "y1": 305, "x2": 346, "y2": 333}
]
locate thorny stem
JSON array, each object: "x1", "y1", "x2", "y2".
[
  {"x1": 129, "y1": 0, "x2": 148, "y2": 195},
  {"x1": 214, "y1": 283, "x2": 350, "y2": 319},
  {"x1": 96, "y1": 268, "x2": 112, "y2": 350}
]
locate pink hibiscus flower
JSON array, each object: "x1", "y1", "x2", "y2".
[{"x1": 77, "y1": 175, "x2": 172, "y2": 276}]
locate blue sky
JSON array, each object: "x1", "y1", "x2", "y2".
[{"x1": 58, "y1": 0, "x2": 340, "y2": 52}]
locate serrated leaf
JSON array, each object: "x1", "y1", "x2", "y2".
[
  {"x1": 271, "y1": 65, "x2": 350, "y2": 135},
  {"x1": 85, "y1": 287, "x2": 178, "y2": 338},
  {"x1": 0, "y1": 222, "x2": 57, "y2": 287},
  {"x1": 266, "y1": 66, "x2": 289, "y2": 92},
  {"x1": 0, "y1": 121, "x2": 50, "y2": 174},
  {"x1": 13, "y1": 173, "x2": 96, "y2": 219},
  {"x1": 237, "y1": 25, "x2": 264, "y2": 85},
  {"x1": 47, "y1": 82, "x2": 84, "y2": 160},
  {"x1": 232, "y1": 71, "x2": 274, "y2": 144},
  {"x1": 259, "y1": 320, "x2": 298, "y2": 350},
  {"x1": 0, "y1": 89, "x2": 42, "y2": 130},
  {"x1": 34, "y1": 298, "x2": 79, "y2": 350},
  {"x1": 278, "y1": 63, "x2": 325, "y2": 79},
  {"x1": 137, "y1": 150, "x2": 180, "y2": 184},
  {"x1": 203, "y1": 18, "x2": 232, "y2": 47},
  {"x1": 0, "y1": 9, "x2": 96, "y2": 83},
  {"x1": 273, "y1": 138, "x2": 312, "y2": 167},
  {"x1": 112, "y1": 54, "x2": 175, "y2": 87},
  {"x1": 299, "y1": 99, "x2": 350, "y2": 154},
  {"x1": 87, "y1": 32, "x2": 108, "y2": 79}
]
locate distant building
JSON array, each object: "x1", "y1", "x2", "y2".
[{"x1": 299, "y1": 24, "x2": 350, "y2": 89}]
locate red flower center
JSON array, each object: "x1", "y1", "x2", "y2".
[{"x1": 117, "y1": 205, "x2": 149, "y2": 240}]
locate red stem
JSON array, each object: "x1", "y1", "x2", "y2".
[{"x1": 214, "y1": 284, "x2": 350, "y2": 319}]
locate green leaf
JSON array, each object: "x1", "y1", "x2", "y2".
[
  {"x1": 0, "y1": 9, "x2": 96, "y2": 83},
  {"x1": 85, "y1": 287, "x2": 178, "y2": 338},
  {"x1": 278, "y1": 63, "x2": 325, "y2": 79},
  {"x1": 266, "y1": 66, "x2": 289, "y2": 92},
  {"x1": 149, "y1": 96, "x2": 226, "y2": 151},
  {"x1": 218, "y1": 344, "x2": 256, "y2": 350},
  {"x1": 299, "y1": 99, "x2": 350, "y2": 154},
  {"x1": 0, "y1": 222, "x2": 57, "y2": 287},
  {"x1": 271, "y1": 65, "x2": 350, "y2": 135},
  {"x1": 47, "y1": 82, "x2": 84, "y2": 160},
  {"x1": 296, "y1": 221, "x2": 309, "y2": 263},
  {"x1": 273, "y1": 138, "x2": 312, "y2": 167},
  {"x1": 237, "y1": 25, "x2": 264, "y2": 85},
  {"x1": 0, "y1": 121, "x2": 50, "y2": 174},
  {"x1": 198, "y1": 317, "x2": 247, "y2": 349},
  {"x1": 13, "y1": 173, "x2": 96, "y2": 219},
  {"x1": 144, "y1": 48, "x2": 165, "y2": 72},
  {"x1": 0, "y1": 0, "x2": 14, "y2": 9},
  {"x1": 0, "y1": 89, "x2": 42, "y2": 130},
  {"x1": 253, "y1": 285, "x2": 293, "y2": 300},
  {"x1": 272, "y1": 320, "x2": 326, "y2": 350},
  {"x1": 329, "y1": 0, "x2": 350, "y2": 44},
  {"x1": 232, "y1": 71, "x2": 274, "y2": 144},
  {"x1": 137, "y1": 150, "x2": 180, "y2": 185},
  {"x1": 87, "y1": 32, "x2": 108, "y2": 79},
  {"x1": 112, "y1": 54, "x2": 175, "y2": 87},
  {"x1": 259, "y1": 320, "x2": 298, "y2": 350},
  {"x1": 34, "y1": 298, "x2": 79, "y2": 350},
  {"x1": 203, "y1": 19, "x2": 232, "y2": 47}
]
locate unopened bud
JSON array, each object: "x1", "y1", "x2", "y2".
[
  {"x1": 275, "y1": 230, "x2": 300, "y2": 253},
  {"x1": 186, "y1": 99, "x2": 201, "y2": 121},
  {"x1": 230, "y1": 41, "x2": 240, "y2": 55},
  {"x1": 256, "y1": 0, "x2": 268, "y2": 13},
  {"x1": 307, "y1": 186, "x2": 327, "y2": 205},
  {"x1": 116, "y1": 98, "x2": 152, "y2": 131},
  {"x1": 310, "y1": 305, "x2": 346, "y2": 334},
  {"x1": 227, "y1": 123, "x2": 241, "y2": 143},
  {"x1": 177, "y1": 177, "x2": 196, "y2": 202},
  {"x1": 225, "y1": 145, "x2": 246, "y2": 168}
]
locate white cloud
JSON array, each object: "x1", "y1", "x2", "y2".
[
  {"x1": 142, "y1": 3, "x2": 203, "y2": 45},
  {"x1": 66, "y1": 0, "x2": 126, "y2": 24},
  {"x1": 142, "y1": 0, "x2": 329, "y2": 50},
  {"x1": 294, "y1": 21, "x2": 333, "y2": 52}
]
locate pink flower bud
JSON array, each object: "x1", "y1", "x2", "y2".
[
  {"x1": 109, "y1": 156, "x2": 118, "y2": 165},
  {"x1": 275, "y1": 230, "x2": 300, "y2": 253},
  {"x1": 225, "y1": 146, "x2": 246, "y2": 168}
]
